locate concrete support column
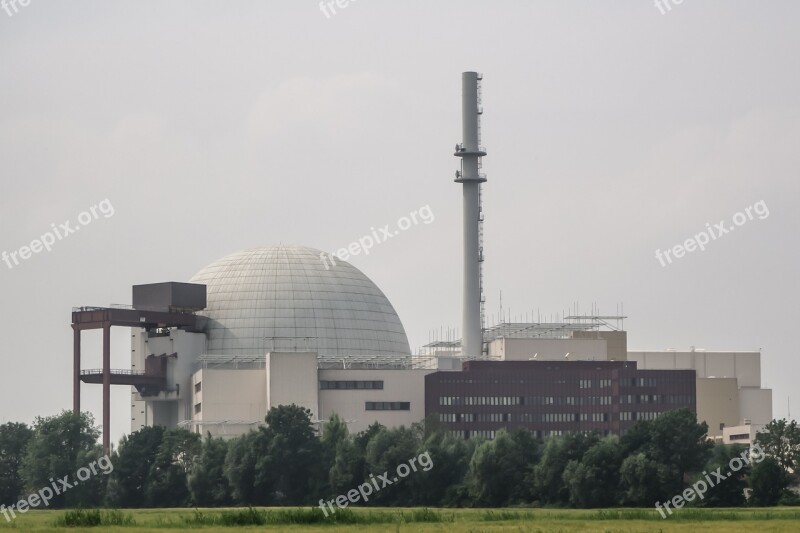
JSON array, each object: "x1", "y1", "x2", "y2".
[
  {"x1": 102, "y1": 321, "x2": 111, "y2": 454},
  {"x1": 72, "y1": 325, "x2": 81, "y2": 413}
]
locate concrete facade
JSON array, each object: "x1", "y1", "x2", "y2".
[
  {"x1": 318, "y1": 368, "x2": 434, "y2": 434},
  {"x1": 487, "y1": 331, "x2": 628, "y2": 362},
  {"x1": 722, "y1": 423, "x2": 766, "y2": 445},
  {"x1": 629, "y1": 350, "x2": 772, "y2": 439},
  {"x1": 696, "y1": 377, "x2": 740, "y2": 437},
  {"x1": 178, "y1": 353, "x2": 433, "y2": 439},
  {"x1": 131, "y1": 328, "x2": 207, "y2": 432},
  {"x1": 189, "y1": 367, "x2": 266, "y2": 437},
  {"x1": 266, "y1": 352, "x2": 319, "y2": 417}
]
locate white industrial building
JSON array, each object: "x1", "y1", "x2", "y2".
[
  {"x1": 103, "y1": 71, "x2": 774, "y2": 444},
  {"x1": 628, "y1": 349, "x2": 772, "y2": 441},
  {"x1": 130, "y1": 245, "x2": 435, "y2": 437}
]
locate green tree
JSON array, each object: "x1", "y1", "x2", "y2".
[
  {"x1": 20, "y1": 411, "x2": 104, "y2": 508},
  {"x1": 532, "y1": 432, "x2": 599, "y2": 505},
  {"x1": 648, "y1": 409, "x2": 713, "y2": 493},
  {"x1": 145, "y1": 428, "x2": 201, "y2": 507},
  {"x1": 320, "y1": 414, "x2": 351, "y2": 494},
  {"x1": 754, "y1": 419, "x2": 800, "y2": 474},
  {"x1": 105, "y1": 426, "x2": 164, "y2": 508},
  {"x1": 189, "y1": 434, "x2": 232, "y2": 506},
  {"x1": 692, "y1": 443, "x2": 748, "y2": 507},
  {"x1": 749, "y1": 456, "x2": 788, "y2": 506},
  {"x1": 619, "y1": 451, "x2": 671, "y2": 506},
  {"x1": 562, "y1": 436, "x2": 622, "y2": 507},
  {"x1": 364, "y1": 425, "x2": 421, "y2": 505},
  {"x1": 0, "y1": 423, "x2": 33, "y2": 505},
  {"x1": 255, "y1": 404, "x2": 322, "y2": 504},
  {"x1": 468, "y1": 429, "x2": 539, "y2": 506},
  {"x1": 223, "y1": 431, "x2": 266, "y2": 505},
  {"x1": 412, "y1": 417, "x2": 475, "y2": 506}
]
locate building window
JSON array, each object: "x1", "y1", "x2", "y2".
[
  {"x1": 194, "y1": 403, "x2": 201, "y2": 414},
  {"x1": 365, "y1": 401, "x2": 410, "y2": 411},
  {"x1": 579, "y1": 379, "x2": 592, "y2": 388},
  {"x1": 440, "y1": 396, "x2": 464, "y2": 406},
  {"x1": 599, "y1": 379, "x2": 612, "y2": 388},
  {"x1": 730, "y1": 433, "x2": 750, "y2": 441},
  {"x1": 195, "y1": 382, "x2": 202, "y2": 393},
  {"x1": 320, "y1": 380, "x2": 384, "y2": 390}
]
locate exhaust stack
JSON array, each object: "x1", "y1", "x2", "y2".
[{"x1": 454, "y1": 72, "x2": 486, "y2": 357}]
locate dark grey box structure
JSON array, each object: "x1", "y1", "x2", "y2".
[{"x1": 132, "y1": 282, "x2": 207, "y2": 312}]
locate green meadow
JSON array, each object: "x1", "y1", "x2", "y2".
[{"x1": 1, "y1": 507, "x2": 799, "y2": 532}]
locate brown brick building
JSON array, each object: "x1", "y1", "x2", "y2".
[{"x1": 424, "y1": 360, "x2": 696, "y2": 439}]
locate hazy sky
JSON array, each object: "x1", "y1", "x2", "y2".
[{"x1": 1, "y1": 1, "x2": 798, "y2": 445}]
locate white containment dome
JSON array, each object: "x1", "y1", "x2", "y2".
[{"x1": 190, "y1": 245, "x2": 411, "y2": 356}]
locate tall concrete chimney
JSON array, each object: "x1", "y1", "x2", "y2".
[{"x1": 454, "y1": 71, "x2": 486, "y2": 357}]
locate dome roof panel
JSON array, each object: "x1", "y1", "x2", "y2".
[{"x1": 190, "y1": 245, "x2": 411, "y2": 356}]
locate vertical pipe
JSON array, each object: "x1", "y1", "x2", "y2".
[
  {"x1": 102, "y1": 321, "x2": 111, "y2": 454},
  {"x1": 72, "y1": 325, "x2": 81, "y2": 413},
  {"x1": 455, "y1": 71, "x2": 486, "y2": 357}
]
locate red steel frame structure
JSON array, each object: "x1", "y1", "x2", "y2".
[{"x1": 71, "y1": 306, "x2": 199, "y2": 453}]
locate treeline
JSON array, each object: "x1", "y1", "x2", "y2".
[{"x1": 1, "y1": 408, "x2": 798, "y2": 510}]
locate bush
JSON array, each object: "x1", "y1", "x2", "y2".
[{"x1": 54, "y1": 509, "x2": 134, "y2": 527}]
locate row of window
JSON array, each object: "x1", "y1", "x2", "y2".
[
  {"x1": 620, "y1": 394, "x2": 693, "y2": 405},
  {"x1": 439, "y1": 411, "x2": 671, "y2": 424},
  {"x1": 321, "y1": 380, "x2": 384, "y2": 390},
  {"x1": 365, "y1": 402, "x2": 410, "y2": 411},
  {"x1": 447, "y1": 429, "x2": 614, "y2": 440},
  {"x1": 547, "y1": 412, "x2": 609, "y2": 422},
  {"x1": 435, "y1": 376, "x2": 678, "y2": 386},
  {"x1": 579, "y1": 379, "x2": 610, "y2": 388},
  {"x1": 620, "y1": 411, "x2": 661, "y2": 421},
  {"x1": 435, "y1": 376, "x2": 620, "y2": 385},
  {"x1": 619, "y1": 377, "x2": 659, "y2": 387},
  {"x1": 440, "y1": 395, "x2": 617, "y2": 407}
]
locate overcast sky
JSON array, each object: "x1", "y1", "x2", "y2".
[{"x1": 1, "y1": 1, "x2": 798, "y2": 445}]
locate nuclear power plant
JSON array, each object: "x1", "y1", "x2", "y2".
[{"x1": 71, "y1": 72, "x2": 772, "y2": 453}]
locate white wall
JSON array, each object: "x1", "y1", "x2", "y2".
[
  {"x1": 130, "y1": 329, "x2": 148, "y2": 432},
  {"x1": 266, "y1": 352, "x2": 319, "y2": 418},
  {"x1": 628, "y1": 351, "x2": 761, "y2": 386},
  {"x1": 739, "y1": 387, "x2": 773, "y2": 426},
  {"x1": 697, "y1": 377, "x2": 740, "y2": 438},
  {"x1": 129, "y1": 327, "x2": 207, "y2": 432},
  {"x1": 722, "y1": 423, "x2": 766, "y2": 445},
  {"x1": 318, "y1": 368, "x2": 433, "y2": 434},
  {"x1": 190, "y1": 367, "x2": 266, "y2": 438},
  {"x1": 630, "y1": 350, "x2": 772, "y2": 438},
  {"x1": 490, "y1": 338, "x2": 608, "y2": 361}
]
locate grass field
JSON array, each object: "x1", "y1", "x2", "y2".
[{"x1": 1, "y1": 507, "x2": 799, "y2": 532}]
